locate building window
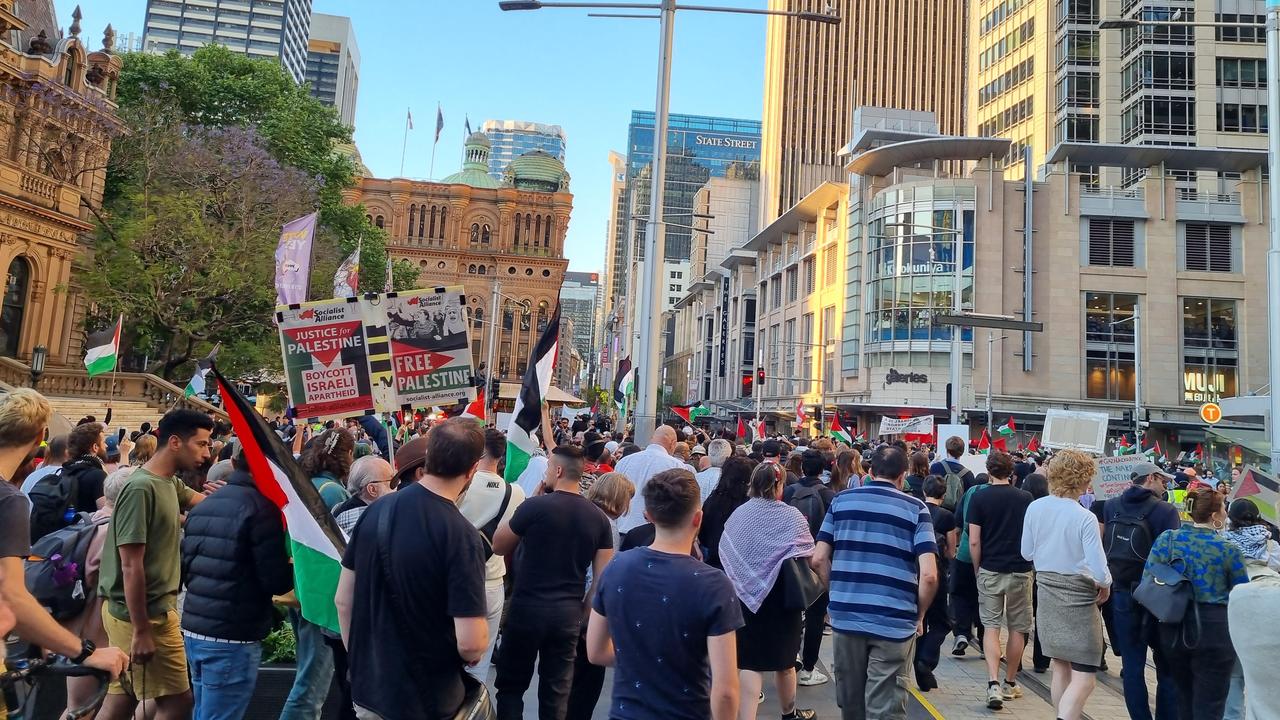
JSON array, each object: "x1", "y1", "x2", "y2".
[
  {"x1": 1217, "y1": 58, "x2": 1267, "y2": 88},
  {"x1": 470, "y1": 223, "x2": 480, "y2": 244},
  {"x1": 759, "y1": 281, "x2": 767, "y2": 313},
  {"x1": 375, "y1": 215, "x2": 384, "y2": 229},
  {"x1": 786, "y1": 268, "x2": 798, "y2": 302},
  {"x1": 481, "y1": 224, "x2": 491, "y2": 245},
  {"x1": 1217, "y1": 103, "x2": 1269, "y2": 133},
  {"x1": 439, "y1": 207, "x2": 448, "y2": 239},
  {"x1": 545, "y1": 215, "x2": 553, "y2": 246},
  {"x1": 407, "y1": 205, "x2": 416, "y2": 240},
  {"x1": 1055, "y1": 29, "x2": 1099, "y2": 67},
  {"x1": 773, "y1": 275, "x2": 782, "y2": 307},
  {"x1": 823, "y1": 244, "x2": 837, "y2": 286},
  {"x1": 1182, "y1": 223, "x2": 1235, "y2": 272},
  {"x1": 1182, "y1": 298, "x2": 1238, "y2": 404},
  {"x1": 1085, "y1": 218, "x2": 1137, "y2": 267},
  {"x1": 427, "y1": 207, "x2": 435, "y2": 239},
  {"x1": 514, "y1": 213, "x2": 522, "y2": 246},
  {"x1": 1216, "y1": 14, "x2": 1265, "y2": 43},
  {"x1": 1121, "y1": 97, "x2": 1195, "y2": 140},
  {"x1": 803, "y1": 258, "x2": 815, "y2": 294},
  {"x1": 1084, "y1": 292, "x2": 1137, "y2": 400}
]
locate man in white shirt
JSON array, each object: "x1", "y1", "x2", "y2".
[
  {"x1": 615, "y1": 426, "x2": 685, "y2": 532},
  {"x1": 695, "y1": 439, "x2": 732, "y2": 503},
  {"x1": 457, "y1": 428, "x2": 526, "y2": 680}
]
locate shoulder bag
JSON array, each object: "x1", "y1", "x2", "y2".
[
  {"x1": 377, "y1": 496, "x2": 495, "y2": 720},
  {"x1": 779, "y1": 556, "x2": 824, "y2": 611},
  {"x1": 1132, "y1": 533, "x2": 1201, "y2": 648}
]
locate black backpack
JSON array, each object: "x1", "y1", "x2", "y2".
[
  {"x1": 789, "y1": 484, "x2": 827, "y2": 537},
  {"x1": 27, "y1": 468, "x2": 76, "y2": 544},
  {"x1": 1103, "y1": 495, "x2": 1159, "y2": 589},
  {"x1": 24, "y1": 515, "x2": 108, "y2": 620}
]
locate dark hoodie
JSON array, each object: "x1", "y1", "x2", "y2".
[
  {"x1": 1098, "y1": 484, "x2": 1183, "y2": 588},
  {"x1": 60, "y1": 455, "x2": 106, "y2": 514}
]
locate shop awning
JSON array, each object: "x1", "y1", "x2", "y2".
[{"x1": 497, "y1": 382, "x2": 585, "y2": 406}]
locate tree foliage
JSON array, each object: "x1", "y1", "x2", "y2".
[{"x1": 85, "y1": 46, "x2": 419, "y2": 380}]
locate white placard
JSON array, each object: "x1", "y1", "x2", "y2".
[
  {"x1": 937, "y1": 424, "x2": 970, "y2": 451},
  {"x1": 1043, "y1": 408, "x2": 1110, "y2": 454},
  {"x1": 879, "y1": 415, "x2": 936, "y2": 436},
  {"x1": 1093, "y1": 455, "x2": 1147, "y2": 501}
]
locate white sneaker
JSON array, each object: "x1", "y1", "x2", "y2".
[
  {"x1": 951, "y1": 635, "x2": 969, "y2": 656},
  {"x1": 797, "y1": 668, "x2": 829, "y2": 686}
]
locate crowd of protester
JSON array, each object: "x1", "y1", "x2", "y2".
[{"x1": 0, "y1": 387, "x2": 1278, "y2": 720}]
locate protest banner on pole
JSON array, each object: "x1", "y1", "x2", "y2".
[
  {"x1": 274, "y1": 212, "x2": 317, "y2": 306},
  {"x1": 878, "y1": 415, "x2": 935, "y2": 436},
  {"x1": 1093, "y1": 455, "x2": 1147, "y2": 501},
  {"x1": 385, "y1": 286, "x2": 476, "y2": 411},
  {"x1": 277, "y1": 298, "x2": 375, "y2": 421}
]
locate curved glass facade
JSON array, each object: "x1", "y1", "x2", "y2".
[{"x1": 865, "y1": 184, "x2": 976, "y2": 346}]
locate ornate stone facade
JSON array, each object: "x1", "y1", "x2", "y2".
[
  {"x1": 345, "y1": 133, "x2": 573, "y2": 383},
  {"x1": 0, "y1": 1, "x2": 123, "y2": 366}
]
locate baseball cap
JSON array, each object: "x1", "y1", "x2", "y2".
[
  {"x1": 605, "y1": 440, "x2": 619, "y2": 454},
  {"x1": 393, "y1": 436, "x2": 431, "y2": 484},
  {"x1": 104, "y1": 435, "x2": 120, "y2": 460},
  {"x1": 1130, "y1": 461, "x2": 1174, "y2": 482},
  {"x1": 762, "y1": 439, "x2": 783, "y2": 458}
]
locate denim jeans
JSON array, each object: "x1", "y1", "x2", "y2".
[
  {"x1": 467, "y1": 580, "x2": 506, "y2": 683},
  {"x1": 280, "y1": 609, "x2": 335, "y2": 720},
  {"x1": 184, "y1": 636, "x2": 261, "y2": 720},
  {"x1": 1224, "y1": 660, "x2": 1245, "y2": 720},
  {"x1": 1111, "y1": 589, "x2": 1178, "y2": 720}
]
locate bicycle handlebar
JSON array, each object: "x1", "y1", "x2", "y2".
[{"x1": 1, "y1": 655, "x2": 110, "y2": 720}]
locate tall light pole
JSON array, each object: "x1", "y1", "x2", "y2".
[
  {"x1": 1100, "y1": 11, "x2": 1279, "y2": 469},
  {"x1": 1110, "y1": 304, "x2": 1144, "y2": 442},
  {"x1": 986, "y1": 332, "x2": 1008, "y2": 432},
  {"x1": 883, "y1": 221, "x2": 966, "y2": 424},
  {"x1": 500, "y1": 0, "x2": 839, "y2": 446}
]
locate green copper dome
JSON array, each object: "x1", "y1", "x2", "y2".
[
  {"x1": 506, "y1": 149, "x2": 569, "y2": 192},
  {"x1": 441, "y1": 132, "x2": 503, "y2": 189}
]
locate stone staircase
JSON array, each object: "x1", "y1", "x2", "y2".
[{"x1": 45, "y1": 397, "x2": 165, "y2": 434}]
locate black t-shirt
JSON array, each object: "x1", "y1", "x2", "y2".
[
  {"x1": 0, "y1": 480, "x2": 30, "y2": 558},
  {"x1": 509, "y1": 490, "x2": 614, "y2": 608},
  {"x1": 592, "y1": 547, "x2": 744, "y2": 720},
  {"x1": 966, "y1": 482, "x2": 1034, "y2": 573},
  {"x1": 341, "y1": 483, "x2": 487, "y2": 720},
  {"x1": 698, "y1": 494, "x2": 746, "y2": 569},
  {"x1": 64, "y1": 457, "x2": 106, "y2": 514}
]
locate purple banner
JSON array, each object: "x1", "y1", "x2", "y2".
[{"x1": 275, "y1": 212, "x2": 318, "y2": 306}]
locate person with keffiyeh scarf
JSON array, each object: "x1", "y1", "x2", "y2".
[
  {"x1": 1224, "y1": 499, "x2": 1280, "y2": 720},
  {"x1": 719, "y1": 462, "x2": 817, "y2": 720}
]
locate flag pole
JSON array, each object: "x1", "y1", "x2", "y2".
[{"x1": 399, "y1": 107, "x2": 411, "y2": 177}]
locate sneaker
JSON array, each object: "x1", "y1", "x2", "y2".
[
  {"x1": 951, "y1": 635, "x2": 969, "y2": 656},
  {"x1": 986, "y1": 682, "x2": 1004, "y2": 710},
  {"x1": 1002, "y1": 680, "x2": 1023, "y2": 700},
  {"x1": 822, "y1": 624, "x2": 832, "y2": 636},
  {"x1": 797, "y1": 668, "x2": 829, "y2": 686},
  {"x1": 914, "y1": 662, "x2": 937, "y2": 691},
  {"x1": 781, "y1": 710, "x2": 817, "y2": 720}
]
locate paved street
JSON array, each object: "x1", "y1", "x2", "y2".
[{"x1": 509, "y1": 627, "x2": 1154, "y2": 718}]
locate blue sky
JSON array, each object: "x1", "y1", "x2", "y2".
[{"x1": 75, "y1": 1, "x2": 768, "y2": 273}]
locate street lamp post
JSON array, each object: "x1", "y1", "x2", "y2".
[
  {"x1": 986, "y1": 332, "x2": 1008, "y2": 432},
  {"x1": 1110, "y1": 304, "x2": 1144, "y2": 441},
  {"x1": 882, "y1": 221, "x2": 966, "y2": 424},
  {"x1": 501, "y1": 0, "x2": 839, "y2": 446},
  {"x1": 483, "y1": 281, "x2": 531, "y2": 401},
  {"x1": 1099, "y1": 8, "x2": 1280, "y2": 471},
  {"x1": 29, "y1": 345, "x2": 47, "y2": 389}
]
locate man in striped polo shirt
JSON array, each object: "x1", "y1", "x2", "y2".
[{"x1": 811, "y1": 446, "x2": 939, "y2": 720}]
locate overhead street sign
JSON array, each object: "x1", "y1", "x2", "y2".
[
  {"x1": 933, "y1": 313, "x2": 1044, "y2": 332},
  {"x1": 1200, "y1": 402, "x2": 1223, "y2": 425}
]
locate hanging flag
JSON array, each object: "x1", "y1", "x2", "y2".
[
  {"x1": 997, "y1": 417, "x2": 1016, "y2": 436},
  {"x1": 465, "y1": 116, "x2": 473, "y2": 136},
  {"x1": 854, "y1": 429, "x2": 868, "y2": 443},
  {"x1": 275, "y1": 212, "x2": 318, "y2": 307},
  {"x1": 459, "y1": 386, "x2": 485, "y2": 423},
  {"x1": 406, "y1": 108, "x2": 414, "y2": 130},
  {"x1": 992, "y1": 434, "x2": 1008, "y2": 452},
  {"x1": 613, "y1": 357, "x2": 634, "y2": 412},
  {"x1": 183, "y1": 344, "x2": 221, "y2": 398},
  {"x1": 383, "y1": 256, "x2": 394, "y2": 294},
  {"x1": 333, "y1": 242, "x2": 361, "y2": 298},
  {"x1": 671, "y1": 401, "x2": 709, "y2": 424},
  {"x1": 83, "y1": 315, "x2": 123, "y2": 378},
  {"x1": 434, "y1": 104, "x2": 444, "y2": 144},
  {"x1": 737, "y1": 416, "x2": 747, "y2": 440},
  {"x1": 829, "y1": 416, "x2": 852, "y2": 444},
  {"x1": 1027, "y1": 434, "x2": 1040, "y2": 453},
  {"x1": 795, "y1": 400, "x2": 809, "y2": 427},
  {"x1": 213, "y1": 366, "x2": 346, "y2": 633},
  {"x1": 505, "y1": 303, "x2": 561, "y2": 483},
  {"x1": 976, "y1": 428, "x2": 991, "y2": 453},
  {"x1": 1115, "y1": 436, "x2": 1138, "y2": 456}
]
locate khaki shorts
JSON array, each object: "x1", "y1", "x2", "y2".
[
  {"x1": 101, "y1": 608, "x2": 190, "y2": 699},
  {"x1": 977, "y1": 569, "x2": 1034, "y2": 633}
]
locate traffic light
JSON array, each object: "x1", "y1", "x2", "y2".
[
  {"x1": 741, "y1": 371, "x2": 754, "y2": 398},
  {"x1": 1123, "y1": 409, "x2": 1134, "y2": 430},
  {"x1": 489, "y1": 378, "x2": 500, "y2": 404},
  {"x1": 756, "y1": 367, "x2": 766, "y2": 391}
]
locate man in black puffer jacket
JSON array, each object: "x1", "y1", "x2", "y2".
[{"x1": 180, "y1": 448, "x2": 293, "y2": 718}]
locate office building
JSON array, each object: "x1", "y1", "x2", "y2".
[
  {"x1": 613, "y1": 111, "x2": 761, "y2": 313},
  {"x1": 969, "y1": 0, "x2": 1269, "y2": 184},
  {"x1": 305, "y1": 13, "x2": 359, "y2": 127},
  {"x1": 760, "y1": 0, "x2": 967, "y2": 224},
  {"x1": 559, "y1": 271, "x2": 603, "y2": 385},
  {"x1": 346, "y1": 132, "x2": 573, "y2": 384},
  {"x1": 482, "y1": 120, "x2": 566, "y2": 181},
  {"x1": 142, "y1": 0, "x2": 313, "y2": 84}
]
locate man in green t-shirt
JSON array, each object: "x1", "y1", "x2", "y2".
[{"x1": 98, "y1": 408, "x2": 214, "y2": 720}]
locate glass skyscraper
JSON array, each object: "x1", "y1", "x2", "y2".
[
  {"x1": 482, "y1": 120, "x2": 567, "y2": 181},
  {"x1": 142, "y1": 0, "x2": 313, "y2": 84}
]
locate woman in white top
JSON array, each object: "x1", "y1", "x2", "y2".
[{"x1": 1021, "y1": 449, "x2": 1112, "y2": 720}]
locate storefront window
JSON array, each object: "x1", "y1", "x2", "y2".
[
  {"x1": 1183, "y1": 298, "x2": 1238, "y2": 403},
  {"x1": 1084, "y1": 292, "x2": 1137, "y2": 400}
]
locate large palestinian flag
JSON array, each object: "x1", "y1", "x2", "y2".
[
  {"x1": 505, "y1": 303, "x2": 561, "y2": 483},
  {"x1": 213, "y1": 366, "x2": 346, "y2": 634},
  {"x1": 84, "y1": 316, "x2": 122, "y2": 378},
  {"x1": 613, "y1": 357, "x2": 634, "y2": 414},
  {"x1": 671, "y1": 401, "x2": 709, "y2": 424}
]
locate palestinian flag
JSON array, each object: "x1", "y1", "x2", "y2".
[
  {"x1": 997, "y1": 418, "x2": 1016, "y2": 436},
  {"x1": 83, "y1": 315, "x2": 122, "y2": 378},
  {"x1": 1144, "y1": 440, "x2": 1162, "y2": 459},
  {"x1": 460, "y1": 386, "x2": 486, "y2": 423},
  {"x1": 795, "y1": 400, "x2": 808, "y2": 427},
  {"x1": 213, "y1": 366, "x2": 346, "y2": 634},
  {"x1": 1026, "y1": 434, "x2": 1040, "y2": 453},
  {"x1": 333, "y1": 242, "x2": 361, "y2": 298},
  {"x1": 992, "y1": 434, "x2": 1008, "y2": 452},
  {"x1": 737, "y1": 416, "x2": 747, "y2": 440},
  {"x1": 976, "y1": 428, "x2": 991, "y2": 453},
  {"x1": 671, "y1": 401, "x2": 709, "y2": 424},
  {"x1": 184, "y1": 344, "x2": 221, "y2": 398},
  {"x1": 505, "y1": 303, "x2": 560, "y2": 483},
  {"x1": 854, "y1": 430, "x2": 867, "y2": 443},
  {"x1": 613, "y1": 357, "x2": 634, "y2": 414},
  {"x1": 829, "y1": 416, "x2": 852, "y2": 444},
  {"x1": 1115, "y1": 436, "x2": 1138, "y2": 455}
]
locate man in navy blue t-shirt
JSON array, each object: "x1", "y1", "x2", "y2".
[{"x1": 587, "y1": 468, "x2": 744, "y2": 720}]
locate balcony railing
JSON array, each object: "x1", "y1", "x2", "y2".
[
  {"x1": 1081, "y1": 186, "x2": 1144, "y2": 200},
  {"x1": 1176, "y1": 189, "x2": 1240, "y2": 204}
]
